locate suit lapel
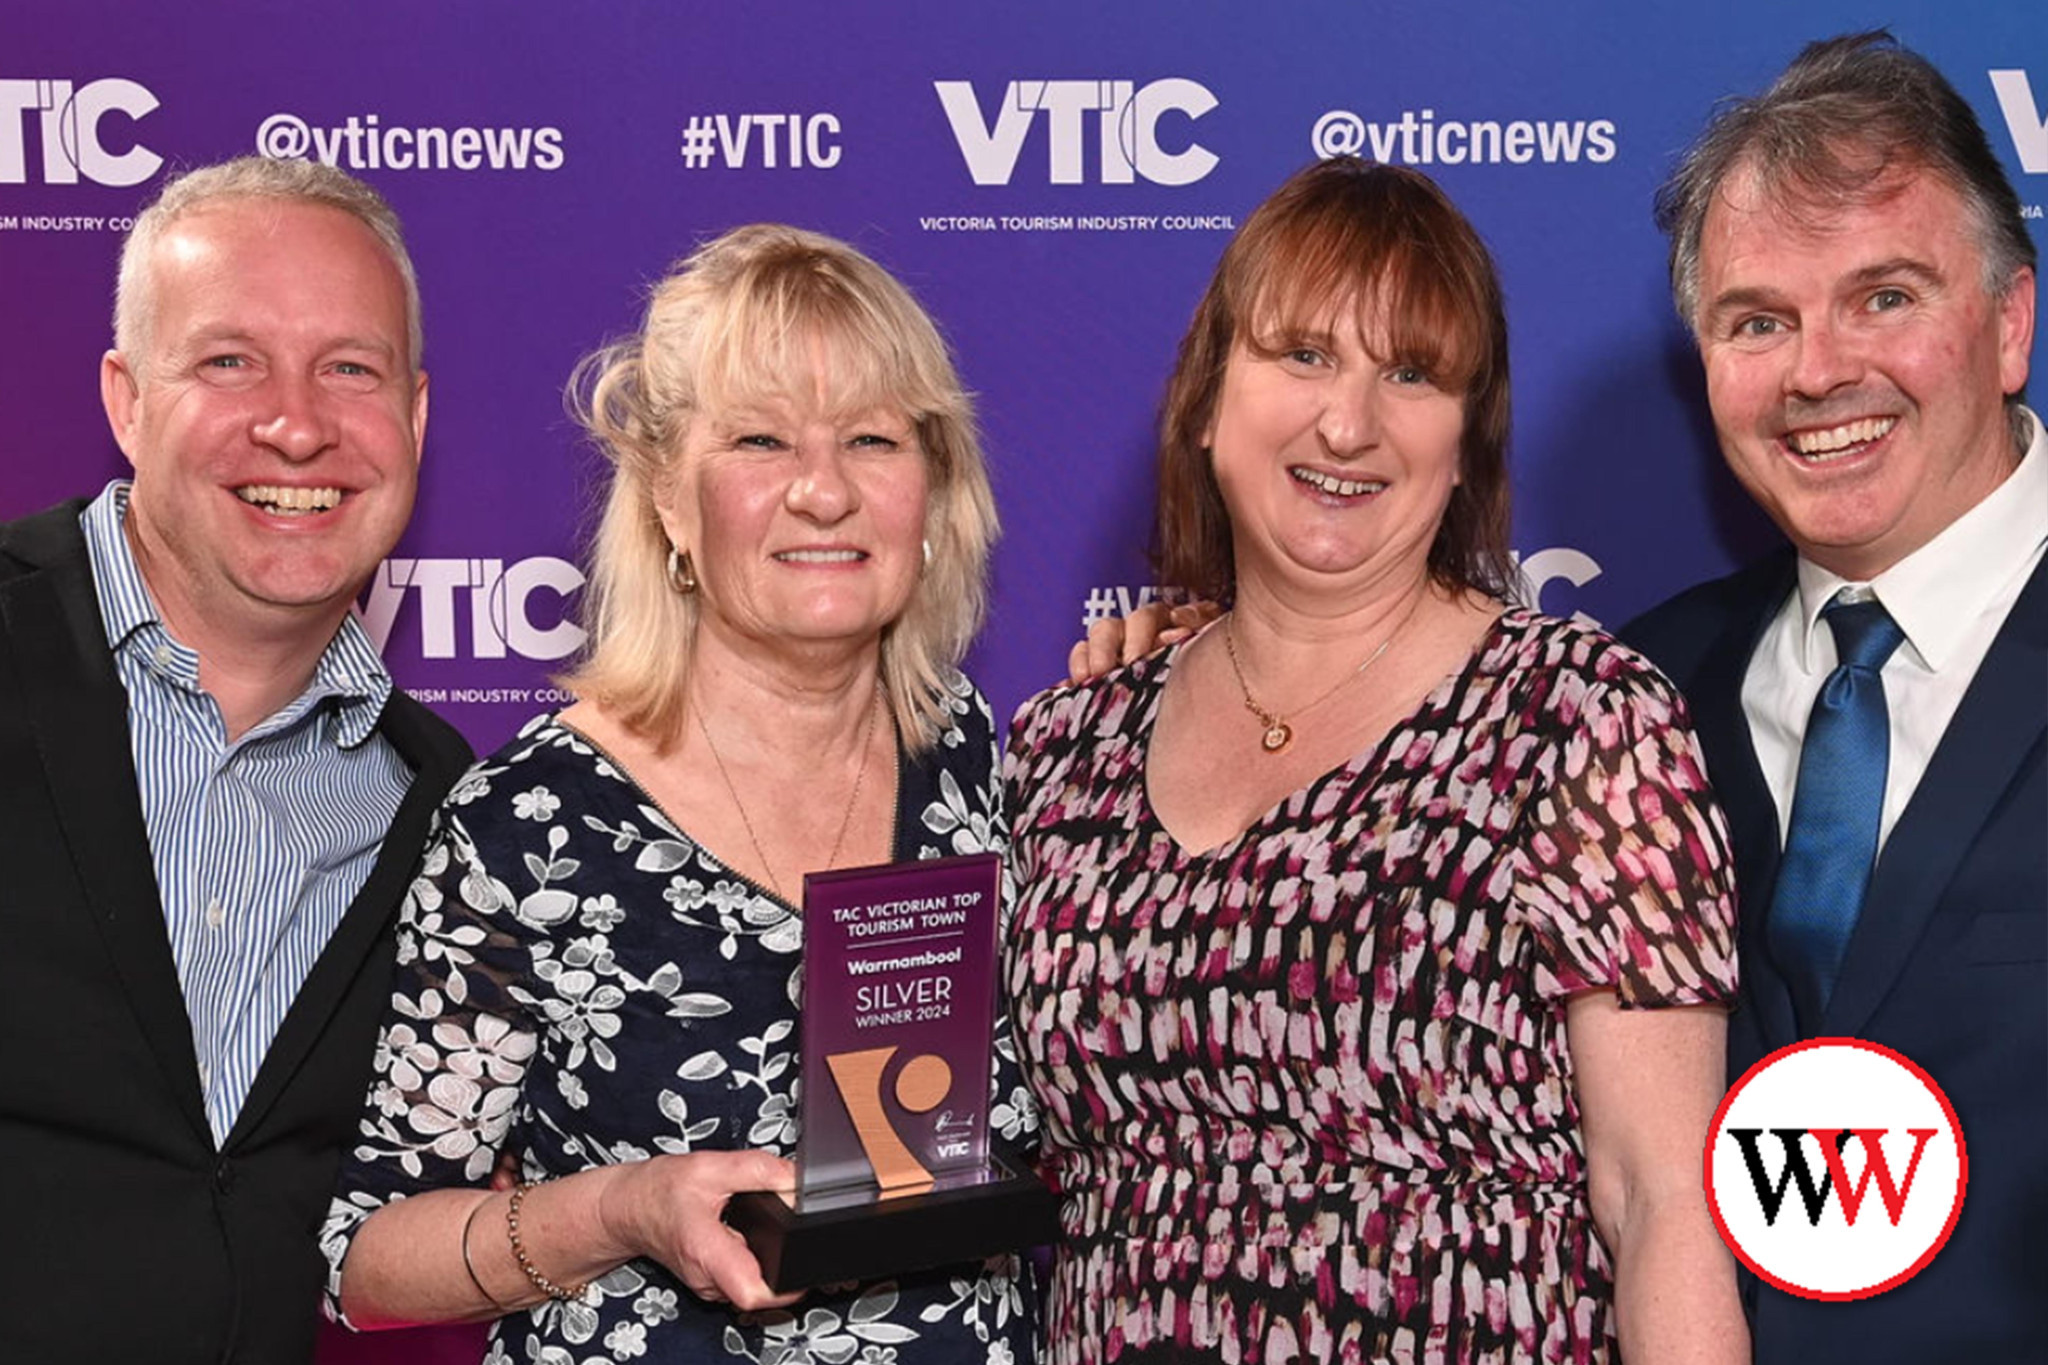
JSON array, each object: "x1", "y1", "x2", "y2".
[
  {"x1": 0, "y1": 508, "x2": 211, "y2": 1144},
  {"x1": 1824, "y1": 555, "x2": 2048, "y2": 1037},
  {"x1": 227, "y1": 695, "x2": 466, "y2": 1143},
  {"x1": 1692, "y1": 558, "x2": 1801, "y2": 1048}
]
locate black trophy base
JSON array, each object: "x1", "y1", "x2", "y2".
[{"x1": 725, "y1": 1149, "x2": 1060, "y2": 1292}]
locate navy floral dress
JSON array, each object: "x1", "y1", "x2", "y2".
[
  {"x1": 323, "y1": 675, "x2": 1037, "y2": 1365},
  {"x1": 1004, "y1": 610, "x2": 1738, "y2": 1365}
]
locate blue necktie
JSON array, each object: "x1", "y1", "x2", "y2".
[{"x1": 1767, "y1": 595, "x2": 1905, "y2": 1033}]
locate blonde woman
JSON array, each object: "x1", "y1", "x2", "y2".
[{"x1": 322, "y1": 226, "x2": 1035, "y2": 1364}]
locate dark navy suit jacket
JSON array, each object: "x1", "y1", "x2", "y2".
[
  {"x1": 0, "y1": 502, "x2": 473, "y2": 1364},
  {"x1": 1625, "y1": 550, "x2": 2048, "y2": 1363}
]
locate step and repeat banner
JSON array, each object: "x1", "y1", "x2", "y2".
[
  {"x1": 4, "y1": 3, "x2": 2042, "y2": 751},
  {"x1": 1, "y1": 2, "x2": 2042, "y2": 1357}
]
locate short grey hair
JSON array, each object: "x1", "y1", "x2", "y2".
[
  {"x1": 1655, "y1": 30, "x2": 2035, "y2": 332},
  {"x1": 114, "y1": 155, "x2": 423, "y2": 371}
]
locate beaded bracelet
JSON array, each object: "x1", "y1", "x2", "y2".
[{"x1": 506, "y1": 1180, "x2": 587, "y2": 1302}]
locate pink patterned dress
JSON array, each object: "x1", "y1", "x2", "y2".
[{"x1": 1004, "y1": 609, "x2": 1738, "y2": 1364}]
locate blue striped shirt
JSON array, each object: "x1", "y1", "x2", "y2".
[{"x1": 81, "y1": 482, "x2": 411, "y2": 1143}]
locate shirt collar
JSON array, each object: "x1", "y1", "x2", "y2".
[
  {"x1": 311, "y1": 614, "x2": 398, "y2": 748},
  {"x1": 1792, "y1": 405, "x2": 2048, "y2": 674},
  {"x1": 78, "y1": 479, "x2": 395, "y2": 747},
  {"x1": 80, "y1": 479, "x2": 161, "y2": 654}
]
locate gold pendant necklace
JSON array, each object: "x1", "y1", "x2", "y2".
[
  {"x1": 694, "y1": 684, "x2": 883, "y2": 899},
  {"x1": 1220, "y1": 596, "x2": 1423, "y2": 756}
]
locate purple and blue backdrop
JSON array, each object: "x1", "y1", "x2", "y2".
[{"x1": 3, "y1": 3, "x2": 2042, "y2": 1361}]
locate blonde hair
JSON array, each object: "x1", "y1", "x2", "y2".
[
  {"x1": 560, "y1": 224, "x2": 997, "y2": 753},
  {"x1": 115, "y1": 155, "x2": 422, "y2": 372}
]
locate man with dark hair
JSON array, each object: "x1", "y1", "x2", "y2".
[
  {"x1": 0, "y1": 156, "x2": 471, "y2": 1364},
  {"x1": 1626, "y1": 31, "x2": 2043, "y2": 1361}
]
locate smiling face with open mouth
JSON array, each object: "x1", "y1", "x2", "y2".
[
  {"x1": 1696, "y1": 163, "x2": 2034, "y2": 581},
  {"x1": 1205, "y1": 312, "x2": 1466, "y2": 603},
  {"x1": 101, "y1": 197, "x2": 426, "y2": 649}
]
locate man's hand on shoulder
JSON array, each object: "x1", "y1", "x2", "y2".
[{"x1": 1066, "y1": 599, "x2": 1221, "y2": 684}]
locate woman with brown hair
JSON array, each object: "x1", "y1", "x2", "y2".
[{"x1": 1008, "y1": 160, "x2": 1746, "y2": 1363}]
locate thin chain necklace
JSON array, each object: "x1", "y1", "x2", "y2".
[
  {"x1": 694, "y1": 683, "x2": 883, "y2": 900},
  {"x1": 1220, "y1": 594, "x2": 1425, "y2": 756}
]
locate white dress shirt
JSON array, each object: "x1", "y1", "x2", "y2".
[{"x1": 1743, "y1": 408, "x2": 2048, "y2": 849}]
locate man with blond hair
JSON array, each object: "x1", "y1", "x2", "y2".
[{"x1": 0, "y1": 156, "x2": 469, "y2": 1363}]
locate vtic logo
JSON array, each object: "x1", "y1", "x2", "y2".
[
  {"x1": 0, "y1": 78, "x2": 160, "y2": 186},
  {"x1": 934, "y1": 79, "x2": 1218, "y2": 186},
  {"x1": 1705, "y1": 1038, "x2": 1967, "y2": 1300},
  {"x1": 357, "y1": 556, "x2": 586, "y2": 661},
  {"x1": 1988, "y1": 69, "x2": 2047, "y2": 174}
]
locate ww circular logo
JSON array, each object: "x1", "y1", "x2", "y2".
[{"x1": 1705, "y1": 1038, "x2": 1966, "y2": 1300}]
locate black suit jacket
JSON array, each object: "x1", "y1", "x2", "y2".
[
  {"x1": 1625, "y1": 551, "x2": 2048, "y2": 1363},
  {"x1": 0, "y1": 503, "x2": 473, "y2": 1365}
]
